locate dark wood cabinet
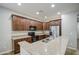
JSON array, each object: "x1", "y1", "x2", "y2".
[
  {"x1": 13, "y1": 35, "x2": 49, "y2": 54},
  {"x1": 12, "y1": 16, "x2": 26, "y2": 31},
  {"x1": 12, "y1": 15, "x2": 43, "y2": 31},
  {"x1": 24, "y1": 19, "x2": 31, "y2": 30},
  {"x1": 30, "y1": 21, "x2": 43, "y2": 30},
  {"x1": 37, "y1": 22, "x2": 43, "y2": 30},
  {"x1": 36, "y1": 35, "x2": 49, "y2": 40},
  {"x1": 43, "y1": 22, "x2": 51, "y2": 30},
  {"x1": 43, "y1": 22, "x2": 47, "y2": 30},
  {"x1": 12, "y1": 15, "x2": 61, "y2": 35},
  {"x1": 13, "y1": 37, "x2": 32, "y2": 54},
  {"x1": 39, "y1": 35, "x2": 46, "y2": 40},
  {"x1": 50, "y1": 19, "x2": 61, "y2": 26},
  {"x1": 46, "y1": 22, "x2": 50, "y2": 30}
]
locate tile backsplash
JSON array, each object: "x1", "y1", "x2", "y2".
[{"x1": 12, "y1": 31, "x2": 49, "y2": 36}]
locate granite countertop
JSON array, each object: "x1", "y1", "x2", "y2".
[
  {"x1": 11, "y1": 31, "x2": 49, "y2": 40},
  {"x1": 12, "y1": 33, "x2": 49, "y2": 40},
  {"x1": 12, "y1": 35, "x2": 32, "y2": 40},
  {"x1": 18, "y1": 36, "x2": 69, "y2": 55}
]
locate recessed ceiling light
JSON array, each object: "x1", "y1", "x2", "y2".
[
  {"x1": 36, "y1": 12, "x2": 39, "y2": 15},
  {"x1": 57, "y1": 12, "x2": 61, "y2": 15},
  {"x1": 18, "y1": 3, "x2": 21, "y2": 6},
  {"x1": 51, "y1": 4, "x2": 55, "y2": 8}
]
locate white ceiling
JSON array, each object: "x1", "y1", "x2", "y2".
[{"x1": 0, "y1": 3, "x2": 79, "y2": 22}]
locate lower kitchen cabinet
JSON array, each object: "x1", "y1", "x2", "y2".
[
  {"x1": 12, "y1": 35, "x2": 49, "y2": 54},
  {"x1": 38, "y1": 35, "x2": 49, "y2": 40},
  {"x1": 13, "y1": 37, "x2": 32, "y2": 54}
]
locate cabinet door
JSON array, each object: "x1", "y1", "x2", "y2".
[
  {"x1": 12, "y1": 16, "x2": 25, "y2": 31},
  {"x1": 46, "y1": 22, "x2": 50, "y2": 30},
  {"x1": 36, "y1": 22, "x2": 43, "y2": 30},
  {"x1": 50, "y1": 20, "x2": 61, "y2": 26},
  {"x1": 12, "y1": 16, "x2": 19, "y2": 31},
  {"x1": 30, "y1": 20, "x2": 36, "y2": 26},
  {"x1": 43, "y1": 22, "x2": 47, "y2": 30},
  {"x1": 24, "y1": 37, "x2": 32, "y2": 43},
  {"x1": 30, "y1": 20, "x2": 43, "y2": 30},
  {"x1": 24, "y1": 19, "x2": 31, "y2": 30},
  {"x1": 19, "y1": 18, "x2": 26, "y2": 30},
  {"x1": 38, "y1": 35, "x2": 45, "y2": 40}
]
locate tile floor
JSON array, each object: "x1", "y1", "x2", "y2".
[
  {"x1": 2, "y1": 48, "x2": 79, "y2": 55},
  {"x1": 65, "y1": 48, "x2": 78, "y2": 55}
]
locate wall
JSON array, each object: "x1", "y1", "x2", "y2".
[
  {"x1": 77, "y1": 22, "x2": 79, "y2": 39},
  {"x1": 61, "y1": 12, "x2": 77, "y2": 49},
  {"x1": 0, "y1": 7, "x2": 12, "y2": 54}
]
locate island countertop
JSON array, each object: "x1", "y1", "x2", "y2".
[
  {"x1": 18, "y1": 36, "x2": 69, "y2": 55},
  {"x1": 12, "y1": 34, "x2": 49, "y2": 40},
  {"x1": 12, "y1": 35, "x2": 32, "y2": 40}
]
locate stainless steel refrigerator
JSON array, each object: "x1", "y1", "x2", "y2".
[{"x1": 50, "y1": 26, "x2": 59, "y2": 39}]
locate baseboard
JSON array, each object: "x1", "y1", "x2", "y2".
[{"x1": 0, "y1": 50, "x2": 13, "y2": 55}]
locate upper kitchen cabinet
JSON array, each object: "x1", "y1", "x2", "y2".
[
  {"x1": 49, "y1": 19, "x2": 61, "y2": 26},
  {"x1": 43, "y1": 22, "x2": 46, "y2": 30},
  {"x1": 36, "y1": 22, "x2": 43, "y2": 30},
  {"x1": 12, "y1": 15, "x2": 43, "y2": 31},
  {"x1": 30, "y1": 20, "x2": 43, "y2": 30},
  {"x1": 12, "y1": 15, "x2": 26, "y2": 31},
  {"x1": 43, "y1": 19, "x2": 61, "y2": 30},
  {"x1": 46, "y1": 22, "x2": 50, "y2": 30},
  {"x1": 24, "y1": 19, "x2": 31, "y2": 30},
  {"x1": 12, "y1": 15, "x2": 31, "y2": 31},
  {"x1": 43, "y1": 22, "x2": 49, "y2": 30},
  {"x1": 12, "y1": 15, "x2": 61, "y2": 31}
]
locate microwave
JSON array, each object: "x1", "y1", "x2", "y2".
[{"x1": 29, "y1": 26, "x2": 37, "y2": 31}]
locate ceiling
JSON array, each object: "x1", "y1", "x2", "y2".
[{"x1": 0, "y1": 3, "x2": 79, "y2": 22}]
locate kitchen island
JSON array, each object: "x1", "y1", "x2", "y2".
[
  {"x1": 18, "y1": 36, "x2": 69, "y2": 55},
  {"x1": 12, "y1": 33, "x2": 49, "y2": 54}
]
